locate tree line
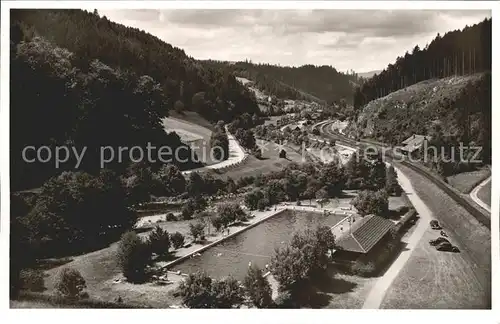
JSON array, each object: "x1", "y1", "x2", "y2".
[{"x1": 354, "y1": 18, "x2": 491, "y2": 109}]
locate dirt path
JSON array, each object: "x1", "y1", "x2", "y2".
[
  {"x1": 362, "y1": 165, "x2": 432, "y2": 309},
  {"x1": 470, "y1": 176, "x2": 491, "y2": 213}
]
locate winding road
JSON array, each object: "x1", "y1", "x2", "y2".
[{"x1": 470, "y1": 176, "x2": 491, "y2": 213}]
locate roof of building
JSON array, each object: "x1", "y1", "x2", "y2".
[
  {"x1": 400, "y1": 134, "x2": 431, "y2": 153},
  {"x1": 336, "y1": 214, "x2": 394, "y2": 254}
]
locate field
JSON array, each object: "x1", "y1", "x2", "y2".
[
  {"x1": 381, "y1": 228, "x2": 486, "y2": 309},
  {"x1": 215, "y1": 140, "x2": 305, "y2": 180},
  {"x1": 168, "y1": 111, "x2": 216, "y2": 131},
  {"x1": 162, "y1": 114, "x2": 215, "y2": 165},
  {"x1": 380, "y1": 163, "x2": 490, "y2": 309},
  {"x1": 477, "y1": 179, "x2": 491, "y2": 206},
  {"x1": 446, "y1": 167, "x2": 491, "y2": 194}
]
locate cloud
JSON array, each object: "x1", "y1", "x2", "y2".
[{"x1": 98, "y1": 9, "x2": 491, "y2": 72}]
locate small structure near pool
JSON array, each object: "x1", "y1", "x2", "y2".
[{"x1": 333, "y1": 214, "x2": 395, "y2": 260}]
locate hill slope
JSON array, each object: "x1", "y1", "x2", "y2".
[
  {"x1": 11, "y1": 9, "x2": 260, "y2": 123},
  {"x1": 346, "y1": 72, "x2": 491, "y2": 170},
  {"x1": 354, "y1": 18, "x2": 491, "y2": 109},
  {"x1": 204, "y1": 60, "x2": 360, "y2": 104}
]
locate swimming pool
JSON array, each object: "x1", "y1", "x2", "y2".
[{"x1": 171, "y1": 210, "x2": 345, "y2": 281}]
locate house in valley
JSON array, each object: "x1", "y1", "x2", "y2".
[{"x1": 399, "y1": 134, "x2": 431, "y2": 159}]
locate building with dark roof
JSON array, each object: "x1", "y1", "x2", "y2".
[
  {"x1": 399, "y1": 134, "x2": 431, "y2": 158},
  {"x1": 333, "y1": 214, "x2": 395, "y2": 260}
]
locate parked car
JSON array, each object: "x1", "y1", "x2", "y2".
[
  {"x1": 435, "y1": 241, "x2": 460, "y2": 252},
  {"x1": 429, "y1": 237, "x2": 450, "y2": 246},
  {"x1": 430, "y1": 220, "x2": 442, "y2": 230}
]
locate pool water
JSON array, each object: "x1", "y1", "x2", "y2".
[{"x1": 172, "y1": 210, "x2": 344, "y2": 281}]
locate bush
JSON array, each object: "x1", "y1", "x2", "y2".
[
  {"x1": 171, "y1": 232, "x2": 185, "y2": 249},
  {"x1": 257, "y1": 198, "x2": 270, "y2": 211},
  {"x1": 55, "y1": 268, "x2": 86, "y2": 299},
  {"x1": 117, "y1": 231, "x2": 151, "y2": 282},
  {"x1": 189, "y1": 222, "x2": 205, "y2": 242},
  {"x1": 217, "y1": 202, "x2": 247, "y2": 227},
  {"x1": 20, "y1": 269, "x2": 45, "y2": 292},
  {"x1": 166, "y1": 212, "x2": 177, "y2": 221},
  {"x1": 352, "y1": 190, "x2": 389, "y2": 216},
  {"x1": 147, "y1": 226, "x2": 170, "y2": 256},
  {"x1": 274, "y1": 290, "x2": 293, "y2": 308},
  {"x1": 178, "y1": 272, "x2": 244, "y2": 308},
  {"x1": 181, "y1": 205, "x2": 194, "y2": 220},
  {"x1": 396, "y1": 206, "x2": 410, "y2": 214}
]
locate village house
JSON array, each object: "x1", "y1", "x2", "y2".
[{"x1": 399, "y1": 134, "x2": 431, "y2": 159}]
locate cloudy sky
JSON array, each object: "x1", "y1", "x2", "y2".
[{"x1": 99, "y1": 9, "x2": 491, "y2": 73}]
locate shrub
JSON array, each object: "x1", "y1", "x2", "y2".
[
  {"x1": 396, "y1": 206, "x2": 410, "y2": 214},
  {"x1": 189, "y1": 222, "x2": 205, "y2": 242},
  {"x1": 147, "y1": 226, "x2": 170, "y2": 256},
  {"x1": 352, "y1": 190, "x2": 389, "y2": 216},
  {"x1": 217, "y1": 202, "x2": 247, "y2": 227},
  {"x1": 181, "y1": 205, "x2": 194, "y2": 220},
  {"x1": 274, "y1": 290, "x2": 293, "y2": 308},
  {"x1": 55, "y1": 268, "x2": 86, "y2": 299},
  {"x1": 178, "y1": 272, "x2": 213, "y2": 308},
  {"x1": 117, "y1": 231, "x2": 151, "y2": 282},
  {"x1": 171, "y1": 232, "x2": 185, "y2": 249},
  {"x1": 166, "y1": 212, "x2": 177, "y2": 221},
  {"x1": 257, "y1": 198, "x2": 270, "y2": 211},
  {"x1": 178, "y1": 272, "x2": 244, "y2": 308},
  {"x1": 20, "y1": 269, "x2": 45, "y2": 292},
  {"x1": 211, "y1": 277, "x2": 245, "y2": 308}
]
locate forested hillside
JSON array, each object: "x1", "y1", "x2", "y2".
[
  {"x1": 349, "y1": 18, "x2": 491, "y2": 176},
  {"x1": 204, "y1": 60, "x2": 360, "y2": 104},
  {"x1": 10, "y1": 9, "x2": 263, "y2": 190},
  {"x1": 11, "y1": 9, "x2": 260, "y2": 122},
  {"x1": 353, "y1": 18, "x2": 491, "y2": 109}
]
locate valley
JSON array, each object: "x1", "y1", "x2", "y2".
[{"x1": 8, "y1": 8, "x2": 491, "y2": 311}]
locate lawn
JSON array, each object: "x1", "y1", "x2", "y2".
[
  {"x1": 321, "y1": 273, "x2": 378, "y2": 308},
  {"x1": 215, "y1": 139, "x2": 305, "y2": 180},
  {"x1": 446, "y1": 167, "x2": 491, "y2": 194},
  {"x1": 168, "y1": 111, "x2": 215, "y2": 131},
  {"x1": 381, "y1": 228, "x2": 487, "y2": 309},
  {"x1": 381, "y1": 163, "x2": 491, "y2": 309},
  {"x1": 11, "y1": 300, "x2": 61, "y2": 308},
  {"x1": 477, "y1": 179, "x2": 491, "y2": 207},
  {"x1": 162, "y1": 114, "x2": 215, "y2": 165}
]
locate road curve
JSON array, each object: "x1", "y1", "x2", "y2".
[
  {"x1": 319, "y1": 120, "x2": 490, "y2": 228},
  {"x1": 470, "y1": 176, "x2": 491, "y2": 213}
]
